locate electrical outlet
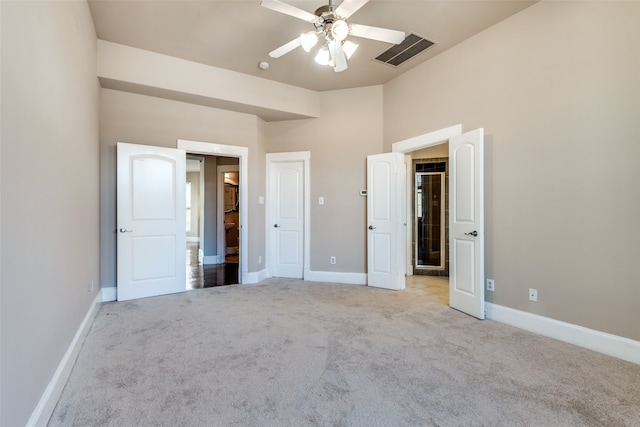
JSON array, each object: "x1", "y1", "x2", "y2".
[
  {"x1": 88, "y1": 280, "x2": 94, "y2": 293},
  {"x1": 529, "y1": 288, "x2": 538, "y2": 302},
  {"x1": 486, "y1": 279, "x2": 494, "y2": 291},
  {"x1": 330, "y1": 256, "x2": 336, "y2": 265},
  {"x1": 258, "y1": 255, "x2": 262, "y2": 265},
  {"x1": 319, "y1": 197, "x2": 325, "y2": 205}
]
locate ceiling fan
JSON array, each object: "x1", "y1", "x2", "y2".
[{"x1": 261, "y1": 0, "x2": 405, "y2": 72}]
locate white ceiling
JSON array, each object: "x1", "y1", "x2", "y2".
[{"x1": 88, "y1": 0, "x2": 536, "y2": 92}]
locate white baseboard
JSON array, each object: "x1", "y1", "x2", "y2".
[
  {"x1": 202, "y1": 255, "x2": 223, "y2": 265},
  {"x1": 101, "y1": 287, "x2": 117, "y2": 302},
  {"x1": 243, "y1": 268, "x2": 269, "y2": 284},
  {"x1": 27, "y1": 292, "x2": 102, "y2": 427},
  {"x1": 485, "y1": 303, "x2": 640, "y2": 365},
  {"x1": 305, "y1": 270, "x2": 367, "y2": 285},
  {"x1": 186, "y1": 236, "x2": 200, "y2": 243},
  {"x1": 243, "y1": 269, "x2": 367, "y2": 286}
]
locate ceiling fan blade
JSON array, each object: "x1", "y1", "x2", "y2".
[
  {"x1": 260, "y1": 0, "x2": 319, "y2": 23},
  {"x1": 349, "y1": 23, "x2": 405, "y2": 45},
  {"x1": 328, "y1": 40, "x2": 348, "y2": 72},
  {"x1": 335, "y1": 0, "x2": 369, "y2": 19},
  {"x1": 269, "y1": 37, "x2": 302, "y2": 58}
]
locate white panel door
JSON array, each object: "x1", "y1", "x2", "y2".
[
  {"x1": 449, "y1": 129, "x2": 485, "y2": 318},
  {"x1": 270, "y1": 161, "x2": 304, "y2": 278},
  {"x1": 117, "y1": 142, "x2": 186, "y2": 301},
  {"x1": 367, "y1": 152, "x2": 406, "y2": 290}
]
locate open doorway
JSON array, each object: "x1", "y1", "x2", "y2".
[
  {"x1": 218, "y1": 165, "x2": 239, "y2": 261},
  {"x1": 392, "y1": 125, "x2": 486, "y2": 319},
  {"x1": 392, "y1": 126, "x2": 457, "y2": 305},
  {"x1": 184, "y1": 153, "x2": 241, "y2": 289},
  {"x1": 406, "y1": 146, "x2": 450, "y2": 305},
  {"x1": 411, "y1": 147, "x2": 449, "y2": 278},
  {"x1": 218, "y1": 164, "x2": 240, "y2": 284},
  {"x1": 186, "y1": 156, "x2": 204, "y2": 256},
  {"x1": 178, "y1": 139, "x2": 249, "y2": 285}
]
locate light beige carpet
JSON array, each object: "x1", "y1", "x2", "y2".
[{"x1": 49, "y1": 278, "x2": 639, "y2": 426}]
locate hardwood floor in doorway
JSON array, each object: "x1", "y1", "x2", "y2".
[{"x1": 187, "y1": 242, "x2": 238, "y2": 289}]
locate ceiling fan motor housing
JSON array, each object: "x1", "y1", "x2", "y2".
[
  {"x1": 314, "y1": 4, "x2": 336, "y2": 18},
  {"x1": 313, "y1": 4, "x2": 349, "y2": 42}
]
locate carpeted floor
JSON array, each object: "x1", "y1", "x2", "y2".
[{"x1": 49, "y1": 278, "x2": 640, "y2": 426}]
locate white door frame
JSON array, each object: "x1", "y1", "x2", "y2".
[
  {"x1": 266, "y1": 151, "x2": 311, "y2": 279},
  {"x1": 404, "y1": 154, "x2": 413, "y2": 276},
  {"x1": 392, "y1": 125, "x2": 463, "y2": 154},
  {"x1": 178, "y1": 139, "x2": 248, "y2": 283},
  {"x1": 392, "y1": 124, "x2": 463, "y2": 276},
  {"x1": 393, "y1": 124, "x2": 487, "y2": 319}
]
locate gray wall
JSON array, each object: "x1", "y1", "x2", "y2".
[
  {"x1": 3, "y1": 3, "x2": 639, "y2": 424},
  {"x1": 203, "y1": 156, "x2": 218, "y2": 258},
  {"x1": 265, "y1": 86, "x2": 384, "y2": 273},
  {"x1": 100, "y1": 83, "x2": 382, "y2": 280},
  {"x1": 100, "y1": 89, "x2": 266, "y2": 288},
  {"x1": 0, "y1": 1, "x2": 100, "y2": 425},
  {"x1": 384, "y1": 1, "x2": 640, "y2": 341}
]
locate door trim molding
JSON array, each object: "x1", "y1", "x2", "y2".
[
  {"x1": 101, "y1": 287, "x2": 117, "y2": 302},
  {"x1": 391, "y1": 124, "x2": 462, "y2": 153},
  {"x1": 178, "y1": 139, "x2": 248, "y2": 283},
  {"x1": 266, "y1": 151, "x2": 311, "y2": 279},
  {"x1": 392, "y1": 125, "x2": 462, "y2": 278}
]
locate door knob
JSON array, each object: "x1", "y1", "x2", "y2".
[
  {"x1": 119, "y1": 228, "x2": 133, "y2": 233},
  {"x1": 368, "y1": 225, "x2": 376, "y2": 230},
  {"x1": 274, "y1": 224, "x2": 281, "y2": 228},
  {"x1": 464, "y1": 230, "x2": 478, "y2": 237}
]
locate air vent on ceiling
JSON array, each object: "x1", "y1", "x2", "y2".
[{"x1": 374, "y1": 33, "x2": 434, "y2": 67}]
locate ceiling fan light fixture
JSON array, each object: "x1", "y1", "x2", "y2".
[
  {"x1": 300, "y1": 31, "x2": 318, "y2": 52},
  {"x1": 262, "y1": 0, "x2": 406, "y2": 72},
  {"x1": 314, "y1": 45, "x2": 331, "y2": 66},
  {"x1": 331, "y1": 19, "x2": 349, "y2": 41},
  {"x1": 342, "y1": 40, "x2": 358, "y2": 59}
]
